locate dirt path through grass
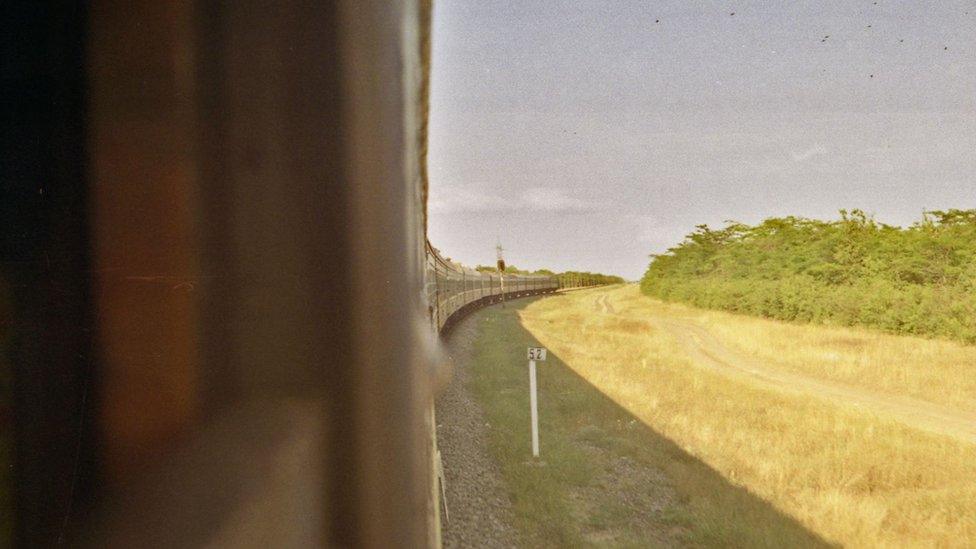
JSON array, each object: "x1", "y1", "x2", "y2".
[
  {"x1": 520, "y1": 285, "x2": 976, "y2": 545},
  {"x1": 602, "y1": 287, "x2": 976, "y2": 444},
  {"x1": 444, "y1": 294, "x2": 834, "y2": 547}
]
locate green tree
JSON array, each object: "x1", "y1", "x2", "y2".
[{"x1": 641, "y1": 210, "x2": 976, "y2": 343}]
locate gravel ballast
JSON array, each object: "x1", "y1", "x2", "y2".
[{"x1": 435, "y1": 314, "x2": 521, "y2": 548}]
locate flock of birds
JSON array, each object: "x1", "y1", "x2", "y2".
[{"x1": 648, "y1": 3, "x2": 965, "y2": 80}]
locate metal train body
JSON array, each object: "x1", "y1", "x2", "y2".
[
  {"x1": 3, "y1": 4, "x2": 626, "y2": 544},
  {"x1": 425, "y1": 241, "x2": 558, "y2": 332}
]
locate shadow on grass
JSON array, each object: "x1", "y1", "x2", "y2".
[{"x1": 460, "y1": 295, "x2": 835, "y2": 548}]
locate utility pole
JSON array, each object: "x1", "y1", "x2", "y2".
[{"x1": 496, "y1": 242, "x2": 506, "y2": 308}]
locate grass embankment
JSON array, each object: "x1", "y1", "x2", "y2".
[
  {"x1": 464, "y1": 292, "x2": 829, "y2": 547},
  {"x1": 513, "y1": 285, "x2": 976, "y2": 547},
  {"x1": 687, "y1": 303, "x2": 976, "y2": 414},
  {"x1": 641, "y1": 210, "x2": 976, "y2": 343}
]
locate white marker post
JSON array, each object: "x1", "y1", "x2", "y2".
[{"x1": 527, "y1": 347, "x2": 547, "y2": 457}]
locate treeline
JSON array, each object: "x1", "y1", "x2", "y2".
[
  {"x1": 475, "y1": 264, "x2": 537, "y2": 274},
  {"x1": 556, "y1": 271, "x2": 626, "y2": 286},
  {"x1": 640, "y1": 209, "x2": 976, "y2": 343},
  {"x1": 475, "y1": 264, "x2": 625, "y2": 285}
]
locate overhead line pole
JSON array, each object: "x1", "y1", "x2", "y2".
[{"x1": 497, "y1": 243, "x2": 506, "y2": 308}]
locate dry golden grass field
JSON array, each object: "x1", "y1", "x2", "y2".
[{"x1": 464, "y1": 285, "x2": 976, "y2": 547}]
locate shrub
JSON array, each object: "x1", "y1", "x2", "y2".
[{"x1": 641, "y1": 210, "x2": 976, "y2": 343}]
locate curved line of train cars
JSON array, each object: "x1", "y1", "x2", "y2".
[{"x1": 425, "y1": 241, "x2": 602, "y2": 333}]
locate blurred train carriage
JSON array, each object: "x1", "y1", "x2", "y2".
[{"x1": 1, "y1": 1, "x2": 611, "y2": 547}]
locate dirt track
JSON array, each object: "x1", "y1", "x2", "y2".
[{"x1": 596, "y1": 288, "x2": 976, "y2": 444}]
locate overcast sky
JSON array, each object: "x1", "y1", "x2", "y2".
[{"x1": 427, "y1": 1, "x2": 976, "y2": 280}]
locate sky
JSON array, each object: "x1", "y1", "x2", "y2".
[{"x1": 427, "y1": 1, "x2": 976, "y2": 280}]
